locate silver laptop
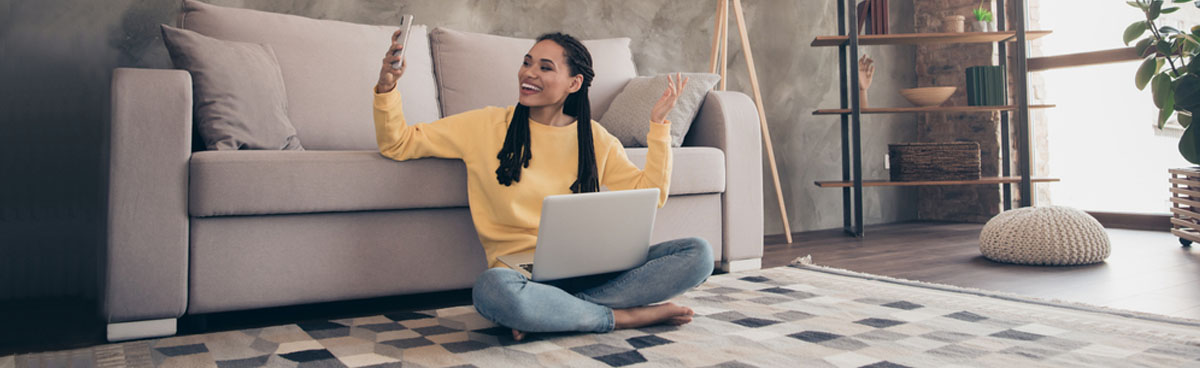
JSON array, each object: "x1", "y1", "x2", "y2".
[{"x1": 496, "y1": 188, "x2": 660, "y2": 281}]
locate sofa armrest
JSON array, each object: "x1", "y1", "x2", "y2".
[
  {"x1": 683, "y1": 91, "x2": 764, "y2": 264},
  {"x1": 104, "y1": 68, "x2": 192, "y2": 324}
]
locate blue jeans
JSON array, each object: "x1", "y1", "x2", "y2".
[{"x1": 472, "y1": 237, "x2": 714, "y2": 333}]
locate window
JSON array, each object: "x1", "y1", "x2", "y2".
[{"x1": 1040, "y1": 1, "x2": 1197, "y2": 214}]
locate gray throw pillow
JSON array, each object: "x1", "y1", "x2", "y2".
[
  {"x1": 161, "y1": 24, "x2": 302, "y2": 151},
  {"x1": 599, "y1": 73, "x2": 721, "y2": 147}
]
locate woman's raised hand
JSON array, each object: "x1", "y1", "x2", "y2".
[
  {"x1": 376, "y1": 28, "x2": 407, "y2": 93},
  {"x1": 650, "y1": 73, "x2": 689, "y2": 125}
]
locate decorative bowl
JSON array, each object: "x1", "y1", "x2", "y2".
[{"x1": 899, "y1": 87, "x2": 957, "y2": 107}]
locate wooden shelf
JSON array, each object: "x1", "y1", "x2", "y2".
[
  {"x1": 813, "y1": 104, "x2": 1055, "y2": 115},
  {"x1": 814, "y1": 177, "x2": 1060, "y2": 188},
  {"x1": 810, "y1": 31, "x2": 1052, "y2": 47}
]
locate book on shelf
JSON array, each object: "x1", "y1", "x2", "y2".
[
  {"x1": 966, "y1": 65, "x2": 1006, "y2": 106},
  {"x1": 856, "y1": 0, "x2": 889, "y2": 35}
]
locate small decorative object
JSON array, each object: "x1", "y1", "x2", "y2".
[
  {"x1": 980, "y1": 206, "x2": 1111, "y2": 266},
  {"x1": 856, "y1": 0, "x2": 890, "y2": 35},
  {"x1": 858, "y1": 54, "x2": 875, "y2": 107},
  {"x1": 943, "y1": 15, "x2": 965, "y2": 33},
  {"x1": 965, "y1": 65, "x2": 1007, "y2": 106},
  {"x1": 899, "y1": 86, "x2": 956, "y2": 107},
  {"x1": 972, "y1": 1, "x2": 995, "y2": 32},
  {"x1": 888, "y1": 142, "x2": 981, "y2": 181}
]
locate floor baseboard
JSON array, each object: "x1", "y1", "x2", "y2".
[{"x1": 1087, "y1": 211, "x2": 1170, "y2": 232}]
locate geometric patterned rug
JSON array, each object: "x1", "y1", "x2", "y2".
[{"x1": 6, "y1": 263, "x2": 1200, "y2": 367}]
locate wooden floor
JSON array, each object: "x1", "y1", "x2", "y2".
[{"x1": 765, "y1": 221, "x2": 1200, "y2": 320}]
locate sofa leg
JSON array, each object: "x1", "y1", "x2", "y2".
[
  {"x1": 107, "y1": 318, "x2": 177, "y2": 342},
  {"x1": 720, "y1": 258, "x2": 762, "y2": 273}
]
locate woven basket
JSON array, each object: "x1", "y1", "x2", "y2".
[{"x1": 888, "y1": 142, "x2": 981, "y2": 181}]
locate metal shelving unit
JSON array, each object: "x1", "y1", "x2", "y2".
[{"x1": 817, "y1": 0, "x2": 1053, "y2": 236}]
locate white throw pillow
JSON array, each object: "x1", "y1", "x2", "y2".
[{"x1": 600, "y1": 73, "x2": 721, "y2": 147}]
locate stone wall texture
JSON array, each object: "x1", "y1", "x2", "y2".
[
  {"x1": 913, "y1": 0, "x2": 1003, "y2": 222},
  {"x1": 911, "y1": 0, "x2": 1048, "y2": 221}
]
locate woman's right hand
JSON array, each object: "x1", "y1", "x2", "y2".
[{"x1": 376, "y1": 28, "x2": 407, "y2": 94}]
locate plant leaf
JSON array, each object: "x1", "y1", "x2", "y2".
[
  {"x1": 1137, "y1": 57, "x2": 1163, "y2": 90},
  {"x1": 1160, "y1": 94, "x2": 1177, "y2": 129},
  {"x1": 1137, "y1": 38, "x2": 1156, "y2": 57},
  {"x1": 1190, "y1": 56, "x2": 1200, "y2": 75},
  {"x1": 1163, "y1": 6, "x2": 1181, "y2": 13},
  {"x1": 1180, "y1": 118, "x2": 1200, "y2": 165},
  {"x1": 1162, "y1": 26, "x2": 1182, "y2": 34},
  {"x1": 1125, "y1": 21, "x2": 1149, "y2": 45},
  {"x1": 1155, "y1": 72, "x2": 1174, "y2": 108},
  {"x1": 1182, "y1": 111, "x2": 1194, "y2": 128},
  {"x1": 1175, "y1": 74, "x2": 1200, "y2": 113},
  {"x1": 1173, "y1": 0, "x2": 1191, "y2": 3},
  {"x1": 1150, "y1": 0, "x2": 1164, "y2": 20},
  {"x1": 1184, "y1": 39, "x2": 1199, "y2": 57},
  {"x1": 1161, "y1": 107, "x2": 1176, "y2": 129},
  {"x1": 1158, "y1": 39, "x2": 1175, "y2": 55}
]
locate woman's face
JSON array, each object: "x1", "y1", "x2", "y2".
[{"x1": 517, "y1": 40, "x2": 582, "y2": 109}]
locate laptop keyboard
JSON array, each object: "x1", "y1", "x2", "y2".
[{"x1": 519, "y1": 263, "x2": 534, "y2": 274}]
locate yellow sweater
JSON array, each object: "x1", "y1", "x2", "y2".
[{"x1": 373, "y1": 88, "x2": 673, "y2": 267}]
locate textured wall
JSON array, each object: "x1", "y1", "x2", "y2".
[{"x1": 0, "y1": 0, "x2": 917, "y2": 301}]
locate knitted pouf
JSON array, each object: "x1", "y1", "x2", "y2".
[{"x1": 979, "y1": 206, "x2": 1111, "y2": 265}]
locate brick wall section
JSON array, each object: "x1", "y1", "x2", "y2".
[{"x1": 913, "y1": 0, "x2": 1003, "y2": 222}]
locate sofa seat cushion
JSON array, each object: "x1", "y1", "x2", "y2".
[
  {"x1": 189, "y1": 150, "x2": 469, "y2": 217},
  {"x1": 180, "y1": 0, "x2": 440, "y2": 150},
  {"x1": 189, "y1": 148, "x2": 725, "y2": 217},
  {"x1": 618, "y1": 147, "x2": 726, "y2": 195}
]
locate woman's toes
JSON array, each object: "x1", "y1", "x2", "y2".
[{"x1": 667, "y1": 315, "x2": 693, "y2": 326}]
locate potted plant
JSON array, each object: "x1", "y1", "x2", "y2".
[
  {"x1": 1124, "y1": 0, "x2": 1200, "y2": 162},
  {"x1": 972, "y1": 2, "x2": 995, "y2": 32},
  {"x1": 1125, "y1": 0, "x2": 1200, "y2": 246}
]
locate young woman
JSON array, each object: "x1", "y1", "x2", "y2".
[{"x1": 374, "y1": 31, "x2": 713, "y2": 341}]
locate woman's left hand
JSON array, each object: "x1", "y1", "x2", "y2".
[{"x1": 650, "y1": 73, "x2": 689, "y2": 125}]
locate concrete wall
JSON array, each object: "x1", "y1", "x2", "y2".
[{"x1": 0, "y1": 0, "x2": 917, "y2": 301}]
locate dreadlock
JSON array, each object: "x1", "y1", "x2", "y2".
[{"x1": 495, "y1": 32, "x2": 599, "y2": 193}]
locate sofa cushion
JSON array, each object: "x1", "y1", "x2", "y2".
[
  {"x1": 160, "y1": 25, "x2": 303, "y2": 151},
  {"x1": 429, "y1": 27, "x2": 637, "y2": 120},
  {"x1": 189, "y1": 151, "x2": 469, "y2": 217},
  {"x1": 180, "y1": 0, "x2": 440, "y2": 150},
  {"x1": 601, "y1": 73, "x2": 722, "y2": 147},
  {"x1": 189, "y1": 148, "x2": 725, "y2": 217},
  {"x1": 618, "y1": 147, "x2": 726, "y2": 194}
]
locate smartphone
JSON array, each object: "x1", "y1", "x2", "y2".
[{"x1": 391, "y1": 15, "x2": 414, "y2": 70}]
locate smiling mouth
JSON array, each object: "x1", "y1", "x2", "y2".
[{"x1": 521, "y1": 83, "x2": 543, "y2": 93}]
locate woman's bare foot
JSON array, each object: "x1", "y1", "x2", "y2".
[
  {"x1": 613, "y1": 303, "x2": 695, "y2": 329},
  {"x1": 508, "y1": 303, "x2": 694, "y2": 341}
]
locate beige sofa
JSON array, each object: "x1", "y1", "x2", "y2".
[{"x1": 104, "y1": 0, "x2": 764, "y2": 342}]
